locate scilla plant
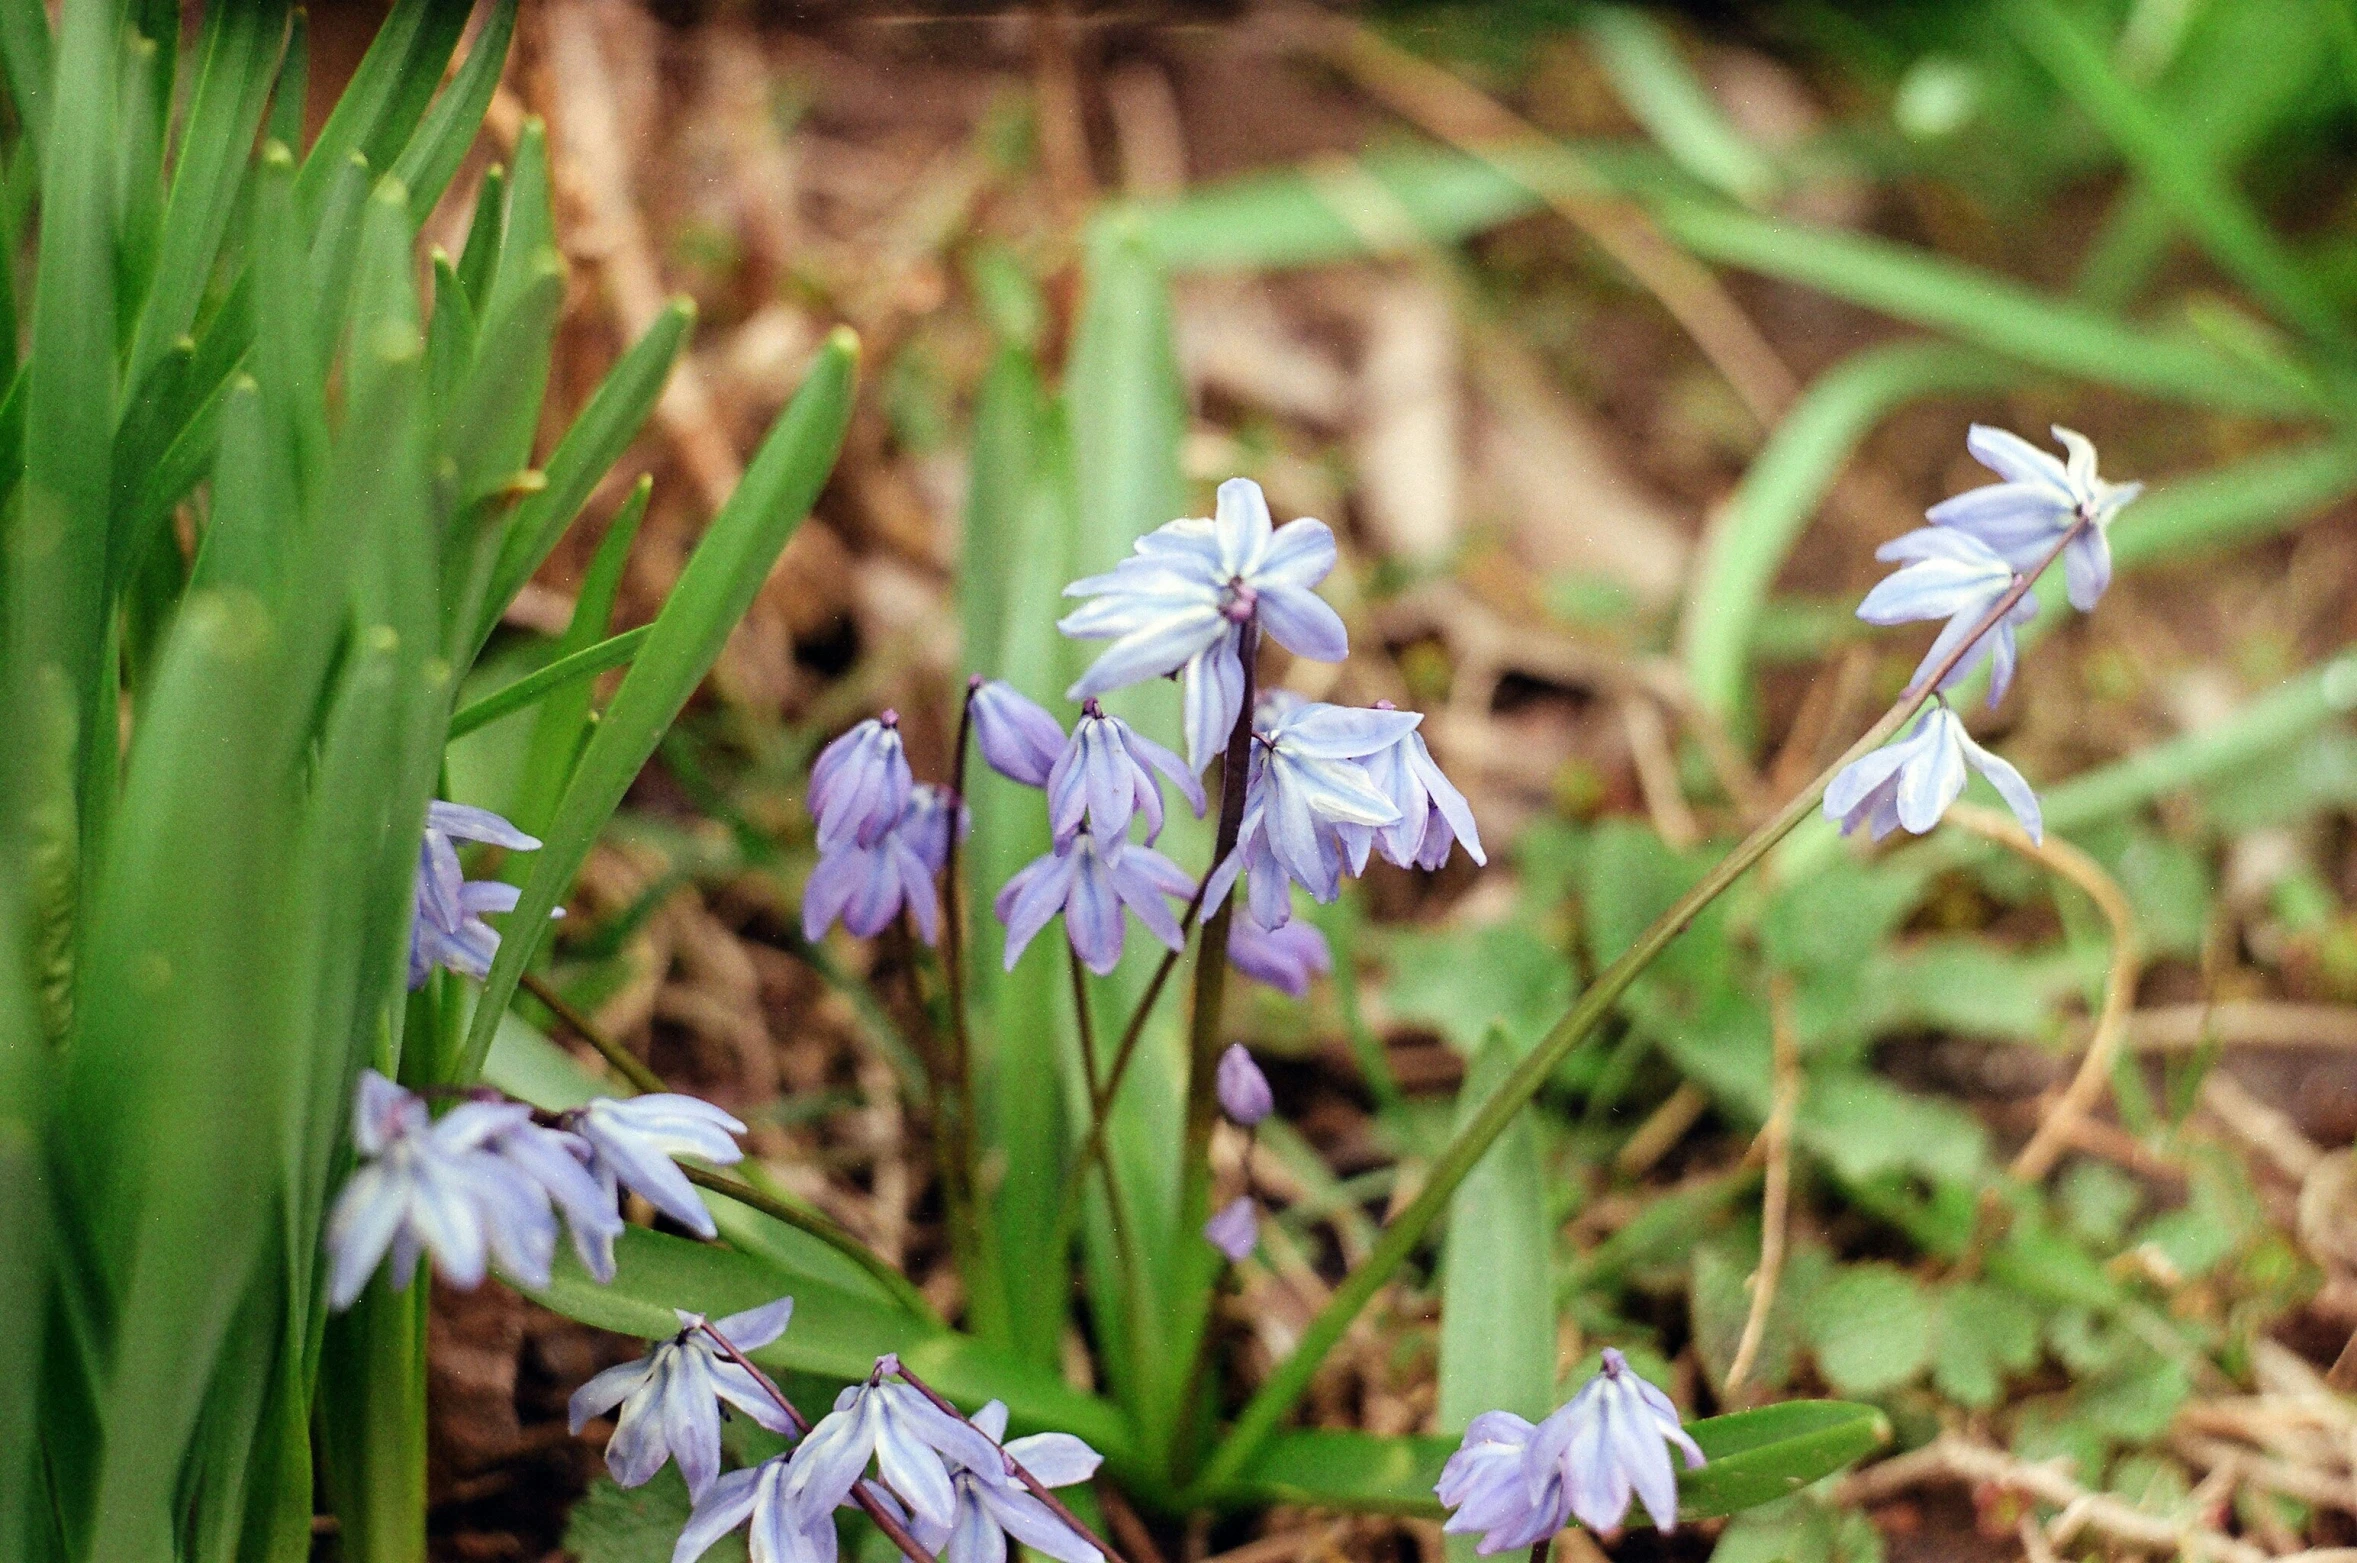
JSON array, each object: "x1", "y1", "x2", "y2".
[{"x1": 0, "y1": 2, "x2": 855, "y2": 1559}]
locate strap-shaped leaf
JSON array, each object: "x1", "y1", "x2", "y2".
[
  {"x1": 389, "y1": 0, "x2": 517, "y2": 224},
  {"x1": 458, "y1": 330, "x2": 859, "y2": 1078},
  {"x1": 293, "y1": 0, "x2": 467, "y2": 220}
]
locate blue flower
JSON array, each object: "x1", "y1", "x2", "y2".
[
  {"x1": 1060, "y1": 478, "x2": 1349, "y2": 770},
  {"x1": 1216, "y1": 1044, "x2": 1273, "y2": 1126},
  {"x1": 1824, "y1": 704, "x2": 2041, "y2": 843},
  {"x1": 1354, "y1": 704, "x2": 1485, "y2": 870},
  {"x1": 904, "y1": 1400, "x2": 1104, "y2": 1563},
  {"x1": 1927, "y1": 424, "x2": 2141, "y2": 611},
  {"x1": 672, "y1": 1453, "x2": 836, "y2": 1563},
  {"x1": 1227, "y1": 908, "x2": 1333, "y2": 998},
  {"x1": 994, "y1": 830, "x2": 1193, "y2": 976},
  {"x1": 1438, "y1": 1350, "x2": 1705, "y2": 1547},
  {"x1": 324, "y1": 1071, "x2": 561, "y2": 1309},
  {"x1": 780, "y1": 1357, "x2": 1007, "y2": 1536},
  {"x1": 1855, "y1": 528, "x2": 2038, "y2": 705},
  {"x1": 1204, "y1": 698, "x2": 1418, "y2": 928},
  {"x1": 802, "y1": 784, "x2": 967, "y2": 945},
  {"x1": 568, "y1": 1299, "x2": 798, "y2": 1500},
  {"x1": 484, "y1": 1115, "x2": 625, "y2": 1282},
  {"x1": 1203, "y1": 1196, "x2": 1258, "y2": 1262},
  {"x1": 409, "y1": 801, "x2": 545, "y2": 989},
  {"x1": 808, "y1": 712, "x2": 913, "y2": 852},
  {"x1": 570, "y1": 1093, "x2": 748, "y2": 1248},
  {"x1": 1046, "y1": 699, "x2": 1205, "y2": 848},
  {"x1": 968, "y1": 679, "x2": 1066, "y2": 788}
]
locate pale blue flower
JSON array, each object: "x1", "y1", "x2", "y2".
[
  {"x1": 1824, "y1": 704, "x2": 2041, "y2": 843},
  {"x1": 994, "y1": 830, "x2": 1193, "y2": 976},
  {"x1": 570, "y1": 1093, "x2": 747, "y2": 1244},
  {"x1": 1528, "y1": 1349, "x2": 1705, "y2": 1534},
  {"x1": 1435, "y1": 1412, "x2": 1568, "y2": 1554},
  {"x1": 673, "y1": 1454, "x2": 837, "y2": 1563},
  {"x1": 904, "y1": 1400, "x2": 1104, "y2": 1563},
  {"x1": 485, "y1": 1115, "x2": 625, "y2": 1282},
  {"x1": 1227, "y1": 908, "x2": 1332, "y2": 998},
  {"x1": 1204, "y1": 1196, "x2": 1258, "y2": 1261},
  {"x1": 1353, "y1": 703, "x2": 1485, "y2": 870},
  {"x1": 802, "y1": 784, "x2": 966, "y2": 945},
  {"x1": 1926, "y1": 424, "x2": 2141, "y2": 611},
  {"x1": 324, "y1": 1071, "x2": 559, "y2": 1309},
  {"x1": 1856, "y1": 528, "x2": 2038, "y2": 705},
  {"x1": 781, "y1": 1356, "x2": 1007, "y2": 1536},
  {"x1": 569, "y1": 1298, "x2": 798, "y2": 1500},
  {"x1": 1203, "y1": 699, "x2": 1417, "y2": 927},
  {"x1": 1060, "y1": 478, "x2": 1348, "y2": 770},
  {"x1": 808, "y1": 712, "x2": 912, "y2": 852},
  {"x1": 1047, "y1": 699, "x2": 1205, "y2": 848},
  {"x1": 1216, "y1": 1044, "x2": 1273, "y2": 1126},
  {"x1": 968, "y1": 679, "x2": 1065, "y2": 788},
  {"x1": 409, "y1": 801, "x2": 544, "y2": 989}
]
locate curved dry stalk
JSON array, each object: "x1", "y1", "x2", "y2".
[
  {"x1": 1724, "y1": 973, "x2": 1802, "y2": 1399},
  {"x1": 1942, "y1": 802, "x2": 2142, "y2": 1183}
]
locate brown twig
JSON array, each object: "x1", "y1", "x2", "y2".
[{"x1": 1725, "y1": 973, "x2": 1801, "y2": 1399}]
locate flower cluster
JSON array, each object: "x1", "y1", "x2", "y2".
[
  {"x1": 324, "y1": 1070, "x2": 748, "y2": 1307},
  {"x1": 802, "y1": 714, "x2": 972, "y2": 945},
  {"x1": 1825, "y1": 426, "x2": 2139, "y2": 846},
  {"x1": 1436, "y1": 1350, "x2": 1704, "y2": 1549},
  {"x1": 409, "y1": 801, "x2": 545, "y2": 988}
]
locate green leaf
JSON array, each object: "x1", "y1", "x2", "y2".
[
  {"x1": 460, "y1": 330, "x2": 858, "y2": 1080},
  {"x1": 1226, "y1": 1402, "x2": 1889, "y2": 1519},
  {"x1": 1930, "y1": 1282, "x2": 2040, "y2": 1409},
  {"x1": 294, "y1": 0, "x2": 467, "y2": 220},
  {"x1": 445, "y1": 625, "x2": 651, "y2": 741},
  {"x1": 1712, "y1": 1494, "x2": 1887, "y2": 1563},
  {"x1": 1799, "y1": 1073, "x2": 1988, "y2": 1185},
  {"x1": 567, "y1": 1471, "x2": 746, "y2": 1563},
  {"x1": 1804, "y1": 1264, "x2": 1932, "y2": 1397},
  {"x1": 1692, "y1": 1238, "x2": 1829, "y2": 1395},
  {"x1": 1387, "y1": 925, "x2": 1576, "y2": 1056},
  {"x1": 510, "y1": 477, "x2": 653, "y2": 833},
  {"x1": 387, "y1": 0, "x2": 516, "y2": 224},
  {"x1": 1586, "y1": 8, "x2": 1778, "y2": 205}
]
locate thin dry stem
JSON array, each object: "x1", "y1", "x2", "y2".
[{"x1": 1725, "y1": 973, "x2": 1801, "y2": 1399}]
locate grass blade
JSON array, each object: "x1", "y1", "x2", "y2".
[
  {"x1": 1585, "y1": 8, "x2": 1778, "y2": 205},
  {"x1": 508, "y1": 477, "x2": 652, "y2": 830},
  {"x1": 447, "y1": 624, "x2": 652, "y2": 741},
  {"x1": 389, "y1": 0, "x2": 517, "y2": 224}
]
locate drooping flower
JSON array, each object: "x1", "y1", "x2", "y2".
[
  {"x1": 1203, "y1": 699, "x2": 1418, "y2": 928},
  {"x1": 904, "y1": 1400, "x2": 1104, "y2": 1563},
  {"x1": 1216, "y1": 1044, "x2": 1273, "y2": 1127},
  {"x1": 1926, "y1": 424, "x2": 2141, "y2": 611},
  {"x1": 968, "y1": 679, "x2": 1066, "y2": 788},
  {"x1": 1352, "y1": 703, "x2": 1485, "y2": 870},
  {"x1": 569, "y1": 1093, "x2": 747, "y2": 1244},
  {"x1": 671, "y1": 1452, "x2": 835, "y2": 1563},
  {"x1": 802, "y1": 784, "x2": 966, "y2": 945},
  {"x1": 485, "y1": 1115, "x2": 626, "y2": 1282},
  {"x1": 324, "y1": 1071, "x2": 560, "y2": 1309},
  {"x1": 568, "y1": 1298, "x2": 798, "y2": 1500},
  {"x1": 1046, "y1": 699, "x2": 1205, "y2": 848},
  {"x1": 1525, "y1": 1349, "x2": 1705, "y2": 1534},
  {"x1": 780, "y1": 1356, "x2": 1007, "y2": 1535},
  {"x1": 994, "y1": 831, "x2": 1193, "y2": 976},
  {"x1": 1204, "y1": 1196, "x2": 1258, "y2": 1261},
  {"x1": 1227, "y1": 908, "x2": 1333, "y2": 998},
  {"x1": 1435, "y1": 1411, "x2": 1569, "y2": 1555},
  {"x1": 808, "y1": 712, "x2": 913, "y2": 852},
  {"x1": 1855, "y1": 528, "x2": 2038, "y2": 705},
  {"x1": 409, "y1": 801, "x2": 544, "y2": 989},
  {"x1": 1824, "y1": 703, "x2": 2042, "y2": 844},
  {"x1": 1060, "y1": 477, "x2": 1349, "y2": 771}
]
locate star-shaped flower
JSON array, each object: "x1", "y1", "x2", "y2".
[
  {"x1": 1926, "y1": 424, "x2": 2141, "y2": 611},
  {"x1": 1824, "y1": 704, "x2": 2041, "y2": 843},
  {"x1": 568, "y1": 1298, "x2": 798, "y2": 1500}
]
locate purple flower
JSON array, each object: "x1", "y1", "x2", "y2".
[
  {"x1": 1203, "y1": 699, "x2": 1418, "y2": 928},
  {"x1": 1354, "y1": 703, "x2": 1485, "y2": 870},
  {"x1": 1436, "y1": 1412, "x2": 1569, "y2": 1555},
  {"x1": 904, "y1": 1400, "x2": 1104, "y2": 1563},
  {"x1": 1824, "y1": 704, "x2": 2041, "y2": 843},
  {"x1": 808, "y1": 712, "x2": 912, "y2": 852},
  {"x1": 1204, "y1": 1196, "x2": 1258, "y2": 1261},
  {"x1": 485, "y1": 1116, "x2": 625, "y2": 1282},
  {"x1": 672, "y1": 1453, "x2": 835, "y2": 1563},
  {"x1": 1528, "y1": 1349, "x2": 1705, "y2": 1534},
  {"x1": 324, "y1": 1071, "x2": 560, "y2": 1309},
  {"x1": 1228, "y1": 908, "x2": 1333, "y2": 998},
  {"x1": 968, "y1": 679, "x2": 1066, "y2": 788},
  {"x1": 802, "y1": 785, "x2": 966, "y2": 945},
  {"x1": 994, "y1": 831, "x2": 1193, "y2": 976},
  {"x1": 1046, "y1": 699, "x2": 1205, "y2": 848},
  {"x1": 1856, "y1": 528, "x2": 2038, "y2": 706},
  {"x1": 1216, "y1": 1044, "x2": 1273, "y2": 1126},
  {"x1": 568, "y1": 1298, "x2": 798, "y2": 1500},
  {"x1": 1060, "y1": 477, "x2": 1349, "y2": 770},
  {"x1": 1927, "y1": 425, "x2": 2141, "y2": 611},
  {"x1": 781, "y1": 1356, "x2": 1007, "y2": 1535},
  {"x1": 409, "y1": 801, "x2": 544, "y2": 989},
  {"x1": 570, "y1": 1093, "x2": 747, "y2": 1245}
]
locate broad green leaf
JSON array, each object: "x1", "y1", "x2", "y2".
[
  {"x1": 1803, "y1": 1264, "x2": 1932, "y2": 1397},
  {"x1": 460, "y1": 330, "x2": 858, "y2": 1079},
  {"x1": 1388, "y1": 925, "x2": 1576, "y2": 1056},
  {"x1": 1929, "y1": 1281, "x2": 2039, "y2": 1410},
  {"x1": 1712, "y1": 1494, "x2": 1886, "y2": 1563},
  {"x1": 1798, "y1": 1073, "x2": 1988, "y2": 1185}
]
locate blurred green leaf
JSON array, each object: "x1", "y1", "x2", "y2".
[
  {"x1": 1804, "y1": 1264, "x2": 1932, "y2": 1396},
  {"x1": 1712, "y1": 1493, "x2": 1887, "y2": 1563},
  {"x1": 1799, "y1": 1073, "x2": 1988, "y2": 1184},
  {"x1": 1388, "y1": 925, "x2": 1576, "y2": 1055},
  {"x1": 1586, "y1": 9, "x2": 1780, "y2": 205},
  {"x1": 1930, "y1": 1281, "x2": 2040, "y2": 1409},
  {"x1": 567, "y1": 1470, "x2": 747, "y2": 1563}
]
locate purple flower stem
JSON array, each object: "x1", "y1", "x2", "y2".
[
  {"x1": 694, "y1": 1322, "x2": 940, "y2": 1563},
  {"x1": 891, "y1": 1362, "x2": 1130, "y2": 1563},
  {"x1": 1193, "y1": 519, "x2": 2095, "y2": 1499}
]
